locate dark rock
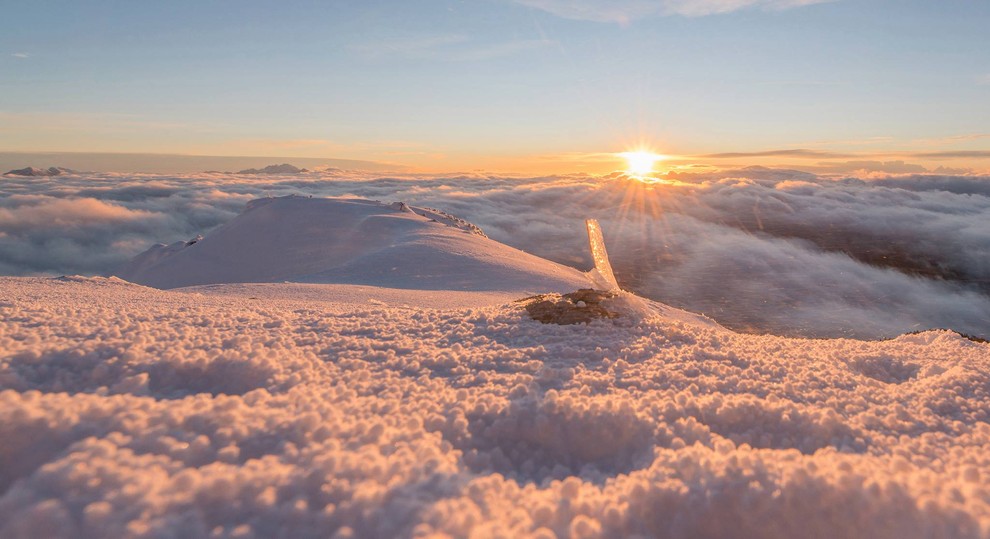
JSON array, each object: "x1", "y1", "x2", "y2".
[
  {"x1": 519, "y1": 288, "x2": 620, "y2": 325},
  {"x1": 4, "y1": 166, "x2": 76, "y2": 177},
  {"x1": 237, "y1": 164, "x2": 308, "y2": 174}
]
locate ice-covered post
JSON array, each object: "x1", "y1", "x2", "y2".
[{"x1": 586, "y1": 219, "x2": 619, "y2": 291}]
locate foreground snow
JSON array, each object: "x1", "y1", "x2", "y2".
[{"x1": 1, "y1": 276, "x2": 988, "y2": 538}]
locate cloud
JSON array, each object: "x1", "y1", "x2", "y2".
[
  {"x1": 698, "y1": 149, "x2": 990, "y2": 161},
  {"x1": 512, "y1": 0, "x2": 833, "y2": 22},
  {"x1": 805, "y1": 160, "x2": 930, "y2": 175},
  {"x1": 693, "y1": 148, "x2": 990, "y2": 173},
  {"x1": 911, "y1": 150, "x2": 990, "y2": 159},
  {"x1": 0, "y1": 197, "x2": 152, "y2": 231},
  {"x1": 10, "y1": 52, "x2": 29, "y2": 58},
  {"x1": 415, "y1": 171, "x2": 990, "y2": 338},
  {"x1": 699, "y1": 149, "x2": 857, "y2": 159},
  {"x1": 0, "y1": 181, "x2": 242, "y2": 275},
  {"x1": 198, "y1": 138, "x2": 429, "y2": 159},
  {"x1": 626, "y1": 213, "x2": 990, "y2": 337},
  {"x1": 0, "y1": 167, "x2": 989, "y2": 339}
]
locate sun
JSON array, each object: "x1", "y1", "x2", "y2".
[{"x1": 619, "y1": 150, "x2": 662, "y2": 176}]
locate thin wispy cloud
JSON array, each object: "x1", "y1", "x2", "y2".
[
  {"x1": 10, "y1": 52, "x2": 30, "y2": 58},
  {"x1": 537, "y1": 151, "x2": 621, "y2": 162},
  {"x1": 698, "y1": 148, "x2": 990, "y2": 162},
  {"x1": 201, "y1": 137, "x2": 431, "y2": 157},
  {"x1": 700, "y1": 149, "x2": 857, "y2": 159},
  {"x1": 512, "y1": 0, "x2": 834, "y2": 23},
  {"x1": 912, "y1": 150, "x2": 990, "y2": 159},
  {"x1": 798, "y1": 136, "x2": 896, "y2": 147}
]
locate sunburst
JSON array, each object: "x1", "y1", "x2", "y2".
[{"x1": 618, "y1": 150, "x2": 664, "y2": 176}]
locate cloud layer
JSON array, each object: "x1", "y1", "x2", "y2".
[{"x1": 0, "y1": 168, "x2": 988, "y2": 339}]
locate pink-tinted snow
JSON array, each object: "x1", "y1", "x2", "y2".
[{"x1": 1, "y1": 276, "x2": 988, "y2": 538}]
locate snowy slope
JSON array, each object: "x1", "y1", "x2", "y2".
[
  {"x1": 1, "y1": 276, "x2": 988, "y2": 538},
  {"x1": 116, "y1": 196, "x2": 591, "y2": 293}
]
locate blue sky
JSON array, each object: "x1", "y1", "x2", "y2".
[{"x1": 2, "y1": 0, "x2": 988, "y2": 172}]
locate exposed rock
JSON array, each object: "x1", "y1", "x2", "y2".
[
  {"x1": 3, "y1": 166, "x2": 76, "y2": 177},
  {"x1": 237, "y1": 164, "x2": 308, "y2": 174},
  {"x1": 411, "y1": 206, "x2": 487, "y2": 237},
  {"x1": 519, "y1": 288, "x2": 620, "y2": 325},
  {"x1": 390, "y1": 202, "x2": 487, "y2": 237},
  {"x1": 389, "y1": 201, "x2": 414, "y2": 213}
]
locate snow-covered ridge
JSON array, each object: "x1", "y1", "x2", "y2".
[
  {"x1": 391, "y1": 202, "x2": 488, "y2": 237},
  {"x1": 116, "y1": 195, "x2": 589, "y2": 292}
]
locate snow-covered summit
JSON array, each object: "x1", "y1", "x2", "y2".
[{"x1": 116, "y1": 196, "x2": 591, "y2": 292}]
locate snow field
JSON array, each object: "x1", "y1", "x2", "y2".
[
  {"x1": 0, "y1": 277, "x2": 988, "y2": 538},
  {"x1": 117, "y1": 197, "x2": 591, "y2": 293}
]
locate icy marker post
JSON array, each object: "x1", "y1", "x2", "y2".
[{"x1": 586, "y1": 219, "x2": 619, "y2": 291}]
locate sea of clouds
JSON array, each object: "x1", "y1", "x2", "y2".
[{"x1": 1, "y1": 168, "x2": 988, "y2": 339}]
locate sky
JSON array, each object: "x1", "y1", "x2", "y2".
[{"x1": 2, "y1": 0, "x2": 989, "y2": 173}]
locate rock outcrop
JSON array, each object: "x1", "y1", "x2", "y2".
[
  {"x1": 520, "y1": 289, "x2": 620, "y2": 325},
  {"x1": 3, "y1": 166, "x2": 76, "y2": 177},
  {"x1": 236, "y1": 164, "x2": 308, "y2": 174}
]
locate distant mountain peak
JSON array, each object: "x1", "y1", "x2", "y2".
[
  {"x1": 236, "y1": 164, "x2": 308, "y2": 174},
  {"x1": 3, "y1": 166, "x2": 76, "y2": 177}
]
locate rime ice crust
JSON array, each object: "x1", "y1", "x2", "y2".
[{"x1": 1, "y1": 276, "x2": 989, "y2": 538}]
